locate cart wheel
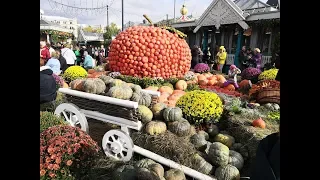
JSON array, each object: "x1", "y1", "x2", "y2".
[
  {"x1": 54, "y1": 103, "x2": 89, "y2": 133},
  {"x1": 102, "y1": 129, "x2": 134, "y2": 162}
]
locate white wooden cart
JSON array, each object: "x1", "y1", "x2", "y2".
[{"x1": 54, "y1": 88, "x2": 216, "y2": 180}]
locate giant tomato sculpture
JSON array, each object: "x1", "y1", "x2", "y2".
[{"x1": 108, "y1": 26, "x2": 192, "y2": 79}]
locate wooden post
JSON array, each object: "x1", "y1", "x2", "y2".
[
  {"x1": 228, "y1": 28, "x2": 233, "y2": 54},
  {"x1": 202, "y1": 30, "x2": 208, "y2": 52},
  {"x1": 234, "y1": 29, "x2": 243, "y2": 67}
]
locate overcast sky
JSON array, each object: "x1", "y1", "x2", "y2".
[{"x1": 40, "y1": 0, "x2": 268, "y2": 28}]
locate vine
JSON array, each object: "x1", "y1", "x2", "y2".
[{"x1": 40, "y1": 30, "x2": 74, "y2": 42}]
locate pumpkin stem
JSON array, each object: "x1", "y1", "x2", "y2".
[
  {"x1": 143, "y1": 14, "x2": 153, "y2": 26},
  {"x1": 142, "y1": 14, "x2": 187, "y2": 39}
]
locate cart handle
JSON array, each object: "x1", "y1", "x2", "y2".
[{"x1": 59, "y1": 88, "x2": 139, "y2": 109}]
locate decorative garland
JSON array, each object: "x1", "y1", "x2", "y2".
[{"x1": 40, "y1": 30, "x2": 74, "y2": 41}]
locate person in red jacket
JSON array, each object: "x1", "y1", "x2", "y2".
[{"x1": 40, "y1": 41, "x2": 51, "y2": 62}]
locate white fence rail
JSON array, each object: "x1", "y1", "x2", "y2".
[{"x1": 226, "y1": 54, "x2": 272, "y2": 67}]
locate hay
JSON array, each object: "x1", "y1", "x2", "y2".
[
  {"x1": 219, "y1": 109, "x2": 279, "y2": 176},
  {"x1": 132, "y1": 131, "x2": 197, "y2": 168},
  {"x1": 87, "y1": 118, "x2": 118, "y2": 147}
]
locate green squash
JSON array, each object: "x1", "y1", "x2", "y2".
[
  {"x1": 131, "y1": 84, "x2": 142, "y2": 93},
  {"x1": 151, "y1": 102, "x2": 167, "y2": 120},
  {"x1": 164, "y1": 169, "x2": 186, "y2": 180},
  {"x1": 207, "y1": 124, "x2": 219, "y2": 137},
  {"x1": 162, "y1": 82, "x2": 174, "y2": 90},
  {"x1": 168, "y1": 118, "x2": 191, "y2": 137},
  {"x1": 191, "y1": 154, "x2": 213, "y2": 175},
  {"x1": 208, "y1": 142, "x2": 230, "y2": 166},
  {"x1": 83, "y1": 78, "x2": 106, "y2": 94},
  {"x1": 213, "y1": 133, "x2": 235, "y2": 148},
  {"x1": 145, "y1": 121, "x2": 167, "y2": 135},
  {"x1": 135, "y1": 158, "x2": 156, "y2": 168},
  {"x1": 137, "y1": 105, "x2": 153, "y2": 123},
  {"x1": 131, "y1": 91, "x2": 152, "y2": 107},
  {"x1": 99, "y1": 75, "x2": 114, "y2": 85},
  {"x1": 113, "y1": 165, "x2": 137, "y2": 180},
  {"x1": 228, "y1": 150, "x2": 244, "y2": 170},
  {"x1": 107, "y1": 85, "x2": 133, "y2": 100},
  {"x1": 190, "y1": 133, "x2": 207, "y2": 151},
  {"x1": 198, "y1": 130, "x2": 209, "y2": 140},
  {"x1": 163, "y1": 107, "x2": 183, "y2": 122},
  {"x1": 110, "y1": 79, "x2": 124, "y2": 87},
  {"x1": 215, "y1": 164, "x2": 240, "y2": 180},
  {"x1": 137, "y1": 167, "x2": 162, "y2": 180}
]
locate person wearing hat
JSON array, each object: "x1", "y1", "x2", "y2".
[
  {"x1": 252, "y1": 48, "x2": 262, "y2": 69},
  {"x1": 216, "y1": 46, "x2": 227, "y2": 72},
  {"x1": 222, "y1": 64, "x2": 241, "y2": 89}
]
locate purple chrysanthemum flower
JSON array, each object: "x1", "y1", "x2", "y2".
[
  {"x1": 241, "y1": 67, "x2": 261, "y2": 81},
  {"x1": 52, "y1": 74, "x2": 64, "y2": 90},
  {"x1": 194, "y1": 63, "x2": 210, "y2": 73}
]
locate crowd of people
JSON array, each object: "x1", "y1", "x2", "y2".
[
  {"x1": 40, "y1": 41, "x2": 109, "y2": 75},
  {"x1": 191, "y1": 44, "x2": 268, "y2": 73}
]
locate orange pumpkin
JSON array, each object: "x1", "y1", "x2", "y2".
[
  {"x1": 159, "y1": 86, "x2": 174, "y2": 94},
  {"x1": 158, "y1": 95, "x2": 168, "y2": 103},
  {"x1": 175, "y1": 80, "x2": 188, "y2": 90},
  {"x1": 172, "y1": 90, "x2": 186, "y2": 95},
  {"x1": 252, "y1": 118, "x2": 266, "y2": 129},
  {"x1": 207, "y1": 75, "x2": 217, "y2": 81},
  {"x1": 197, "y1": 74, "x2": 206, "y2": 81},
  {"x1": 168, "y1": 93, "x2": 184, "y2": 101},
  {"x1": 166, "y1": 100, "x2": 177, "y2": 107},
  {"x1": 204, "y1": 73, "x2": 211, "y2": 78},
  {"x1": 88, "y1": 69, "x2": 96, "y2": 74},
  {"x1": 207, "y1": 79, "x2": 218, "y2": 86},
  {"x1": 239, "y1": 80, "x2": 251, "y2": 89},
  {"x1": 216, "y1": 75, "x2": 226, "y2": 82},
  {"x1": 198, "y1": 79, "x2": 208, "y2": 86},
  {"x1": 70, "y1": 79, "x2": 85, "y2": 91},
  {"x1": 224, "y1": 84, "x2": 235, "y2": 91},
  {"x1": 145, "y1": 86, "x2": 159, "y2": 91}
]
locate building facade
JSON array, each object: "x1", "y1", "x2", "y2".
[
  {"x1": 42, "y1": 15, "x2": 79, "y2": 39},
  {"x1": 171, "y1": 0, "x2": 280, "y2": 68}
]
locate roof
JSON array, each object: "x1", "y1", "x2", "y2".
[
  {"x1": 40, "y1": 19, "x2": 49, "y2": 25},
  {"x1": 40, "y1": 19, "x2": 73, "y2": 33},
  {"x1": 78, "y1": 29, "x2": 104, "y2": 42}
]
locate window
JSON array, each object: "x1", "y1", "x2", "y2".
[{"x1": 70, "y1": 21, "x2": 72, "y2": 24}]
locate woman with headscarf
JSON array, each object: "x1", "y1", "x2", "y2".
[
  {"x1": 216, "y1": 46, "x2": 227, "y2": 72},
  {"x1": 252, "y1": 48, "x2": 262, "y2": 69},
  {"x1": 40, "y1": 41, "x2": 51, "y2": 62}
]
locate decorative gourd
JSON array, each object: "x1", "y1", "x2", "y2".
[
  {"x1": 113, "y1": 165, "x2": 137, "y2": 180},
  {"x1": 192, "y1": 154, "x2": 213, "y2": 175},
  {"x1": 216, "y1": 74, "x2": 226, "y2": 83},
  {"x1": 88, "y1": 69, "x2": 96, "y2": 74},
  {"x1": 159, "y1": 86, "x2": 173, "y2": 94},
  {"x1": 204, "y1": 141, "x2": 212, "y2": 155},
  {"x1": 164, "y1": 169, "x2": 186, "y2": 180},
  {"x1": 166, "y1": 100, "x2": 177, "y2": 107},
  {"x1": 213, "y1": 134, "x2": 235, "y2": 148},
  {"x1": 175, "y1": 80, "x2": 188, "y2": 90},
  {"x1": 131, "y1": 91, "x2": 152, "y2": 107},
  {"x1": 197, "y1": 75, "x2": 206, "y2": 81},
  {"x1": 137, "y1": 167, "x2": 162, "y2": 180},
  {"x1": 189, "y1": 125, "x2": 197, "y2": 136},
  {"x1": 172, "y1": 90, "x2": 186, "y2": 95},
  {"x1": 168, "y1": 93, "x2": 184, "y2": 101},
  {"x1": 131, "y1": 84, "x2": 142, "y2": 93},
  {"x1": 207, "y1": 79, "x2": 218, "y2": 86},
  {"x1": 145, "y1": 121, "x2": 167, "y2": 135},
  {"x1": 161, "y1": 92, "x2": 171, "y2": 98},
  {"x1": 208, "y1": 142, "x2": 230, "y2": 166},
  {"x1": 70, "y1": 79, "x2": 85, "y2": 91},
  {"x1": 168, "y1": 118, "x2": 191, "y2": 137},
  {"x1": 198, "y1": 130, "x2": 209, "y2": 140},
  {"x1": 158, "y1": 95, "x2": 168, "y2": 103},
  {"x1": 224, "y1": 84, "x2": 235, "y2": 91},
  {"x1": 145, "y1": 86, "x2": 159, "y2": 91},
  {"x1": 162, "y1": 82, "x2": 174, "y2": 90},
  {"x1": 228, "y1": 150, "x2": 244, "y2": 170},
  {"x1": 231, "y1": 143, "x2": 243, "y2": 151},
  {"x1": 138, "y1": 105, "x2": 153, "y2": 123},
  {"x1": 135, "y1": 158, "x2": 156, "y2": 168},
  {"x1": 163, "y1": 107, "x2": 183, "y2": 122},
  {"x1": 151, "y1": 103, "x2": 167, "y2": 120},
  {"x1": 62, "y1": 82, "x2": 69, "y2": 88},
  {"x1": 83, "y1": 78, "x2": 106, "y2": 94},
  {"x1": 99, "y1": 75, "x2": 114, "y2": 85},
  {"x1": 252, "y1": 117, "x2": 266, "y2": 129},
  {"x1": 107, "y1": 85, "x2": 133, "y2": 100},
  {"x1": 190, "y1": 134, "x2": 207, "y2": 150},
  {"x1": 198, "y1": 79, "x2": 208, "y2": 86},
  {"x1": 215, "y1": 164, "x2": 240, "y2": 180},
  {"x1": 207, "y1": 124, "x2": 219, "y2": 137},
  {"x1": 110, "y1": 79, "x2": 124, "y2": 87}
]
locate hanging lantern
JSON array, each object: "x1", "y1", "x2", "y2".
[
  {"x1": 243, "y1": 28, "x2": 252, "y2": 36},
  {"x1": 180, "y1": 4, "x2": 188, "y2": 16}
]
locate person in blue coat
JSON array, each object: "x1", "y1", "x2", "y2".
[
  {"x1": 83, "y1": 51, "x2": 93, "y2": 70},
  {"x1": 45, "y1": 52, "x2": 61, "y2": 75}
]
